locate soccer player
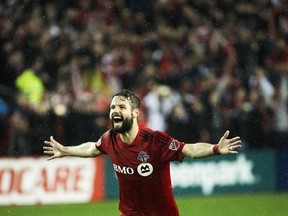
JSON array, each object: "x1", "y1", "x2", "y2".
[{"x1": 43, "y1": 89, "x2": 241, "y2": 216}]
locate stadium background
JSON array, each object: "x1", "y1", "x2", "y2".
[{"x1": 0, "y1": 0, "x2": 288, "y2": 215}]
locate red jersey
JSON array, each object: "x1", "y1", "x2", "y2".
[{"x1": 95, "y1": 126, "x2": 186, "y2": 216}]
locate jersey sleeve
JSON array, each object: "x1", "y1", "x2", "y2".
[
  {"x1": 154, "y1": 131, "x2": 186, "y2": 163},
  {"x1": 95, "y1": 131, "x2": 110, "y2": 154}
]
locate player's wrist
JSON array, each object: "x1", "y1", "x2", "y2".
[{"x1": 213, "y1": 144, "x2": 221, "y2": 155}]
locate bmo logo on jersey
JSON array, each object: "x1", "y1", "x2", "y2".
[
  {"x1": 113, "y1": 163, "x2": 153, "y2": 177},
  {"x1": 137, "y1": 163, "x2": 153, "y2": 177},
  {"x1": 113, "y1": 163, "x2": 134, "y2": 175}
]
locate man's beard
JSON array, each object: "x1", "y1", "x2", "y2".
[{"x1": 112, "y1": 116, "x2": 133, "y2": 133}]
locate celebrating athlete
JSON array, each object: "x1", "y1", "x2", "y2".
[{"x1": 43, "y1": 89, "x2": 241, "y2": 216}]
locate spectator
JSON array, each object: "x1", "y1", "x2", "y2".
[{"x1": 1, "y1": 0, "x2": 288, "y2": 156}]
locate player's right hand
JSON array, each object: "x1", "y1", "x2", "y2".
[{"x1": 43, "y1": 136, "x2": 65, "y2": 160}]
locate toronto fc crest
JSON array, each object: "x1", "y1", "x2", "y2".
[{"x1": 137, "y1": 151, "x2": 150, "y2": 163}]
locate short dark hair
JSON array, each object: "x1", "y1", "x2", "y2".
[{"x1": 112, "y1": 89, "x2": 140, "y2": 110}]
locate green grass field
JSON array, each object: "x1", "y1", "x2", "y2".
[{"x1": 1, "y1": 193, "x2": 288, "y2": 216}]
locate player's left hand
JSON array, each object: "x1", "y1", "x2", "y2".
[{"x1": 218, "y1": 130, "x2": 241, "y2": 154}]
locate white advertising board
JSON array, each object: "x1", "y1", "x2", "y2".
[{"x1": 0, "y1": 157, "x2": 97, "y2": 205}]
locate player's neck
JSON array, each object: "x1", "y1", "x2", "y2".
[{"x1": 119, "y1": 123, "x2": 139, "y2": 144}]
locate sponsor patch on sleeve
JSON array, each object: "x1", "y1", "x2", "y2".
[
  {"x1": 96, "y1": 138, "x2": 101, "y2": 147},
  {"x1": 169, "y1": 139, "x2": 180, "y2": 151}
]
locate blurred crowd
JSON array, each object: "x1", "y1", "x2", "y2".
[{"x1": 0, "y1": 0, "x2": 288, "y2": 157}]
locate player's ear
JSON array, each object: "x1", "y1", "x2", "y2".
[{"x1": 133, "y1": 108, "x2": 140, "y2": 118}]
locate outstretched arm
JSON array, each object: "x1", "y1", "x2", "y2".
[
  {"x1": 43, "y1": 136, "x2": 102, "y2": 160},
  {"x1": 181, "y1": 130, "x2": 241, "y2": 159}
]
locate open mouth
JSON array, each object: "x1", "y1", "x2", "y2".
[{"x1": 113, "y1": 116, "x2": 123, "y2": 125}]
